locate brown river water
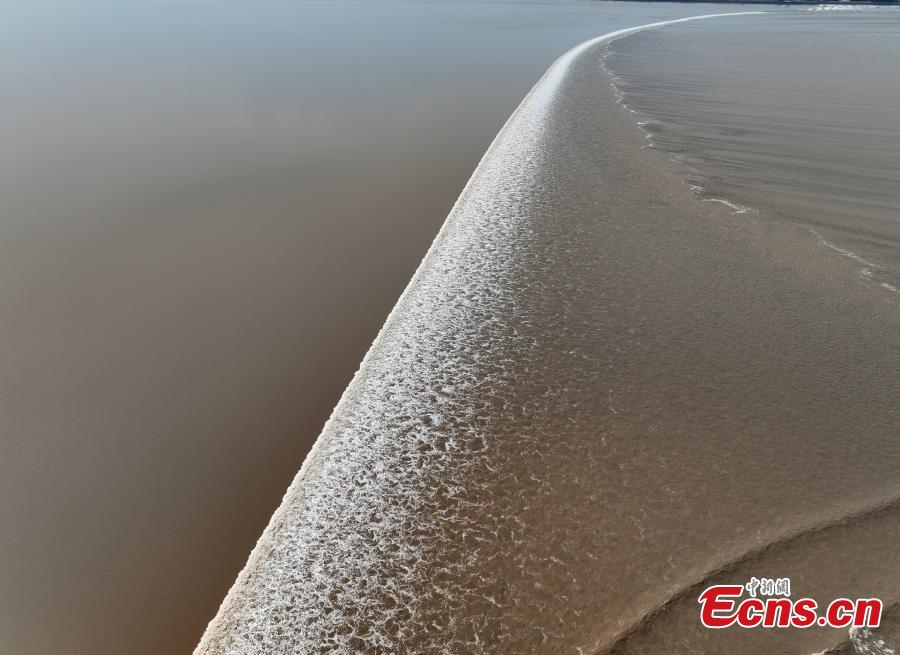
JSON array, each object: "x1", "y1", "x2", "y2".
[
  {"x1": 198, "y1": 7, "x2": 900, "y2": 655},
  {"x1": 2, "y1": 3, "x2": 899, "y2": 654}
]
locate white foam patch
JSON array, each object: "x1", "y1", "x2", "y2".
[
  {"x1": 805, "y1": 4, "x2": 877, "y2": 11},
  {"x1": 850, "y1": 627, "x2": 897, "y2": 655}
]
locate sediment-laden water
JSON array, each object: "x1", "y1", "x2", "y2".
[
  {"x1": 199, "y1": 11, "x2": 900, "y2": 655},
  {"x1": 603, "y1": 7, "x2": 900, "y2": 294},
  {"x1": 0, "y1": 4, "x2": 783, "y2": 654}
]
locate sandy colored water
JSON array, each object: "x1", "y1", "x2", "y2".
[
  {"x1": 197, "y1": 12, "x2": 900, "y2": 655},
  {"x1": 604, "y1": 7, "x2": 900, "y2": 292},
  {"x1": 0, "y1": 3, "x2": 758, "y2": 653}
]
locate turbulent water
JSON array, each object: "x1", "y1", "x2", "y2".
[
  {"x1": 199, "y1": 10, "x2": 900, "y2": 655},
  {"x1": 2, "y1": 3, "x2": 741, "y2": 654}
]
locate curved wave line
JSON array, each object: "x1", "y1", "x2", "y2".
[
  {"x1": 815, "y1": 601, "x2": 900, "y2": 655},
  {"x1": 195, "y1": 11, "x2": 768, "y2": 652},
  {"x1": 593, "y1": 490, "x2": 900, "y2": 655}
]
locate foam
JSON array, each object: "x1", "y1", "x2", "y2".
[
  {"x1": 702, "y1": 197, "x2": 757, "y2": 215},
  {"x1": 194, "y1": 12, "x2": 771, "y2": 654},
  {"x1": 809, "y1": 228, "x2": 900, "y2": 294}
]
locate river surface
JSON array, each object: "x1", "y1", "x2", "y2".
[
  {"x1": 603, "y1": 6, "x2": 900, "y2": 294},
  {"x1": 0, "y1": 2, "x2": 772, "y2": 653},
  {"x1": 198, "y1": 7, "x2": 900, "y2": 655}
]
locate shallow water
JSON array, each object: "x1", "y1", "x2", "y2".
[{"x1": 603, "y1": 7, "x2": 900, "y2": 293}]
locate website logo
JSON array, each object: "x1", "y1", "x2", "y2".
[{"x1": 698, "y1": 578, "x2": 882, "y2": 630}]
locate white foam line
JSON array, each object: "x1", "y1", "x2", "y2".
[
  {"x1": 597, "y1": 14, "x2": 897, "y2": 299},
  {"x1": 356, "y1": 8, "x2": 764, "y2": 368},
  {"x1": 598, "y1": 13, "x2": 766, "y2": 220},
  {"x1": 809, "y1": 227, "x2": 879, "y2": 268},
  {"x1": 808, "y1": 228, "x2": 900, "y2": 294},
  {"x1": 195, "y1": 10, "x2": 768, "y2": 652},
  {"x1": 535, "y1": 12, "x2": 765, "y2": 120},
  {"x1": 289, "y1": 7, "x2": 769, "y2": 524},
  {"x1": 805, "y1": 4, "x2": 877, "y2": 10},
  {"x1": 703, "y1": 197, "x2": 757, "y2": 215}
]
